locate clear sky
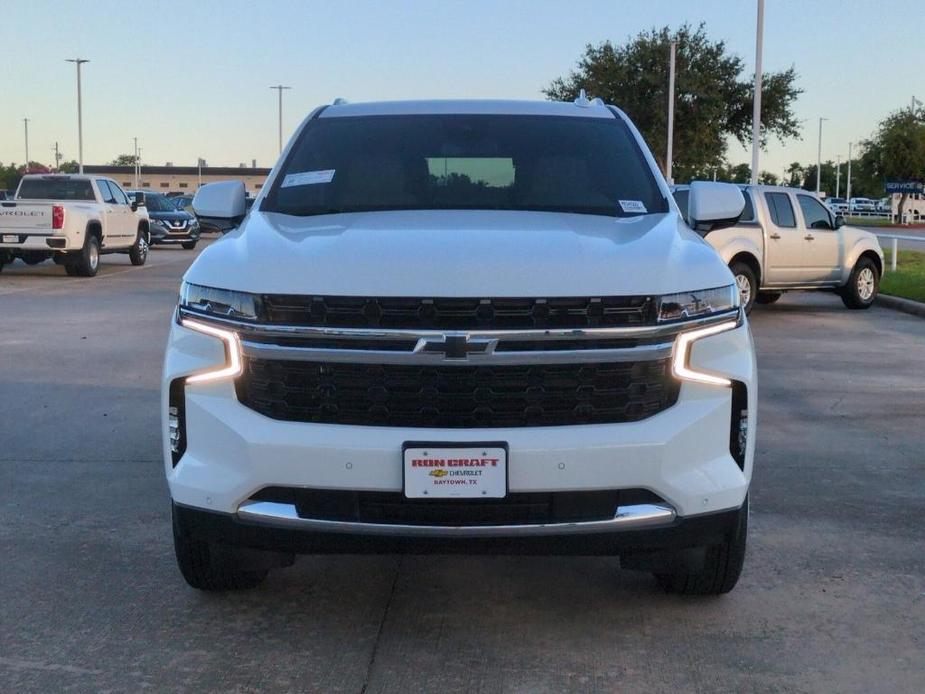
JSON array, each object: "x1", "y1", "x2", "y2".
[{"x1": 1, "y1": 0, "x2": 922, "y2": 178}]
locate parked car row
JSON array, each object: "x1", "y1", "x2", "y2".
[
  {"x1": 0, "y1": 174, "x2": 204, "y2": 276},
  {"x1": 824, "y1": 196, "x2": 890, "y2": 215}
]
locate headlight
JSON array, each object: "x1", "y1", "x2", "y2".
[
  {"x1": 179, "y1": 282, "x2": 260, "y2": 321},
  {"x1": 657, "y1": 284, "x2": 739, "y2": 323}
]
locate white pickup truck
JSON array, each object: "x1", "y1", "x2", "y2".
[
  {"x1": 0, "y1": 174, "x2": 150, "y2": 276},
  {"x1": 673, "y1": 184, "x2": 884, "y2": 312}
]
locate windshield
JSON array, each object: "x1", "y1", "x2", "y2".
[
  {"x1": 262, "y1": 114, "x2": 668, "y2": 218},
  {"x1": 144, "y1": 194, "x2": 176, "y2": 212},
  {"x1": 17, "y1": 178, "x2": 95, "y2": 201}
]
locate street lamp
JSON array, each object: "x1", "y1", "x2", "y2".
[
  {"x1": 23, "y1": 118, "x2": 29, "y2": 170},
  {"x1": 835, "y1": 155, "x2": 841, "y2": 198},
  {"x1": 270, "y1": 85, "x2": 292, "y2": 154},
  {"x1": 665, "y1": 39, "x2": 677, "y2": 184},
  {"x1": 816, "y1": 117, "x2": 829, "y2": 194},
  {"x1": 750, "y1": 0, "x2": 765, "y2": 185},
  {"x1": 66, "y1": 59, "x2": 89, "y2": 174}
]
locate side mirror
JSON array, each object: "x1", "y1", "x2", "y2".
[
  {"x1": 834, "y1": 215, "x2": 846, "y2": 229},
  {"x1": 687, "y1": 181, "x2": 746, "y2": 233},
  {"x1": 133, "y1": 192, "x2": 145, "y2": 207},
  {"x1": 130, "y1": 201, "x2": 138, "y2": 212},
  {"x1": 193, "y1": 181, "x2": 246, "y2": 232}
]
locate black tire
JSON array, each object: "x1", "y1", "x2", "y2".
[
  {"x1": 181, "y1": 240, "x2": 197, "y2": 251},
  {"x1": 729, "y1": 261, "x2": 757, "y2": 315},
  {"x1": 172, "y1": 508, "x2": 267, "y2": 591},
  {"x1": 73, "y1": 233, "x2": 101, "y2": 277},
  {"x1": 756, "y1": 292, "x2": 782, "y2": 305},
  {"x1": 655, "y1": 496, "x2": 748, "y2": 596},
  {"x1": 840, "y1": 257, "x2": 879, "y2": 310},
  {"x1": 129, "y1": 229, "x2": 149, "y2": 266}
]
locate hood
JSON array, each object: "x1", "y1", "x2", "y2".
[
  {"x1": 150, "y1": 210, "x2": 193, "y2": 222},
  {"x1": 184, "y1": 209, "x2": 733, "y2": 297}
]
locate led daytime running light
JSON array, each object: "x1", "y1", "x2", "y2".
[
  {"x1": 672, "y1": 319, "x2": 739, "y2": 386},
  {"x1": 181, "y1": 318, "x2": 243, "y2": 384}
]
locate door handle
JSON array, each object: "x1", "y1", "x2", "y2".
[
  {"x1": 804, "y1": 234, "x2": 815, "y2": 240},
  {"x1": 769, "y1": 232, "x2": 781, "y2": 240}
]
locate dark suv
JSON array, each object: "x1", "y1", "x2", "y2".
[{"x1": 131, "y1": 191, "x2": 200, "y2": 249}]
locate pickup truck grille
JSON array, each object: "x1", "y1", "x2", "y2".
[
  {"x1": 235, "y1": 358, "x2": 679, "y2": 428},
  {"x1": 259, "y1": 294, "x2": 655, "y2": 329}
]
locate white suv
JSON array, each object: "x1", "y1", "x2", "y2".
[{"x1": 164, "y1": 98, "x2": 756, "y2": 595}]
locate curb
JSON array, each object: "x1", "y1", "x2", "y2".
[{"x1": 877, "y1": 294, "x2": 925, "y2": 318}]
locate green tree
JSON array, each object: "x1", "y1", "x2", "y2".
[
  {"x1": 859, "y1": 108, "x2": 925, "y2": 220},
  {"x1": 110, "y1": 154, "x2": 139, "y2": 166},
  {"x1": 758, "y1": 171, "x2": 779, "y2": 185},
  {"x1": 544, "y1": 23, "x2": 802, "y2": 181},
  {"x1": 59, "y1": 160, "x2": 79, "y2": 173}
]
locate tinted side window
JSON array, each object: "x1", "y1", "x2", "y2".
[
  {"x1": 764, "y1": 192, "x2": 796, "y2": 228},
  {"x1": 672, "y1": 189, "x2": 689, "y2": 223},
  {"x1": 109, "y1": 182, "x2": 130, "y2": 205},
  {"x1": 798, "y1": 195, "x2": 833, "y2": 229},
  {"x1": 96, "y1": 180, "x2": 117, "y2": 204}
]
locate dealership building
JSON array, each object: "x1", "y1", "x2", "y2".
[{"x1": 82, "y1": 164, "x2": 271, "y2": 196}]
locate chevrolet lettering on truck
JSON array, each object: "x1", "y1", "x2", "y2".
[{"x1": 164, "y1": 97, "x2": 756, "y2": 596}]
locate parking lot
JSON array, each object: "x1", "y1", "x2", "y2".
[{"x1": 1, "y1": 244, "x2": 923, "y2": 693}]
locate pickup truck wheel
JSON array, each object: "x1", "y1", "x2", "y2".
[
  {"x1": 756, "y1": 291, "x2": 782, "y2": 305},
  {"x1": 655, "y1": 496, "x2": 748, "y2": 596},
  {"x1": 172, "y1": 509, "x2": 267, "y2": 591},
  {"x1": 181, "y1": 240, "x2": 197, "y2": 251},
  {"x1": 72, "y1": 234, "x2": 101, "y2": 277},
  {"x1": 129, "y1": 230, "x2": 149, "y2": 266},
  {"x1": 730, "y1": 262, "x2": 757, "y2": 314},
  {"x1": 840, "y1": 257, "x2": 879, "y2": 310}
]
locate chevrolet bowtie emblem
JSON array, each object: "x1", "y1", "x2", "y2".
[{"x1": 415, "y1": 334, "x2": 497, "y2": 360}]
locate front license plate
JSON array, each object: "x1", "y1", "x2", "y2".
[
  {"x1": 403, "y1": 443, "x2": 507, "y2": 499},
  {"x1": 2, "y1": 235, "x2": 19, "y2": 243}
]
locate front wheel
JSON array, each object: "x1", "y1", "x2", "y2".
[
  {"x1": 730, "y1": 262, "x2": 757, "y2": 315},
  {"x1": 840, "y1": 257, "x2": 879, "y2": 309},
  {"x1": 172, "y1": 508, "x2": 267, "y2": 591},
  {"x1": 129, "y1": 229, "x2": 149, "y2": 266},
  {"x1": 655, "y1": 496, "x2": 748, "y2": 596}
]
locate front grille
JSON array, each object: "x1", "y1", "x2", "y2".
[
  {"x1": 251, "y1": 487, "x2": 663, "y2": 526},
  {"x1": 259, "y1": 294, "x2": 655, "y2": 329},
  {"x1": 235, "y1": 358, "x2": 679, "y2": 427}
]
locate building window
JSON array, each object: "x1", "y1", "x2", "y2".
[
  {"x1": 255, "y1": 183, "x2": 263, "y2": 189},
  {"x1": 123, "y1": 181, "x2": 132, "y2": 187},
  {"x1": 179, "y1": 182, "x2": 188, "y2": 189},
  {"x1": 141, "y1": 182, "x2": 150, "y2": 187},
  {"x1": 160, "y1": 182, "x2": 170, "y2": 188}
]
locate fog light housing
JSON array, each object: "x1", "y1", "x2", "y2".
[
  {"x1": 729, "y1": 381, "x2": 748, "y2": 470},
  {"x1": 168, "y1": 379, "x2": 186, "y2": 466}
]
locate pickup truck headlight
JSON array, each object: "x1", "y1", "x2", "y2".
[
  {"x1": 657, "y1": 285, "x2": 739, "y2": 323},
  {"x1": 179, "y1": 282, "x2": 259, "y2": 321}
]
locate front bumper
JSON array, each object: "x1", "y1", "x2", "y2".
[{"x1": 163, "y1": 317, "x2": 757, "y2": 547}]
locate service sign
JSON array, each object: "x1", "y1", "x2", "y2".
[
  {"x1": 403, "y1": 445, "x2": 507, "y2": 499},
  {"x1": 885, "y1": 181, "x2": 924, "y2": 194}
]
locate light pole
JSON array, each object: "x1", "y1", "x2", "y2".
[
  {"x1": 197, "y1": 158, "x2": 203, "y2": 188},
  {"x1": 270, "y1": 85, "x2": 291, "y2": 154},
  {"x1": 23, "y1": 118, "x2": 29, "y2": 170},
  {"x1": 66, "y1": 59, "x2": 89, "y2": 173},
  {"x1": 53, "y1": 142, "x2": 62, "y2": 171},
  {"x1": 835, "y1": 155, "x2": 841, "y2": 198},
  {"x1": 846, "y1": 142, "x2": 853, "y2": 209},
  {"x1": 750, "y1": 0, "x2": 765, "y2": 185},
  {"x1": 665, "y1": 39, "x2": 677, "y2": 184},
  {"x1": 816, "y1": 117, "x2": 828, "y2": 194},
  {"x1": 134, "y1": 137, "x2": 139, "y2": 187}
]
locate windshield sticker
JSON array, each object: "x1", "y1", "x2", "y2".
[
  {"x1": 281, "y1": 170, "x2": 335, "y2": 188},
  {"x1": 618, "y1": 199, "x2": 647, "y2": 214}
]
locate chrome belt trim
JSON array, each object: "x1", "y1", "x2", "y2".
[
  {"x1": 241, "y1": 339, "x2": 674, "y2": 364},
  {"x1": 178, "y1": 308, "x2": 739, "y2": 342},
  {"x1": 236, "y1": 501, "x2": 677, "y2": 537}
]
